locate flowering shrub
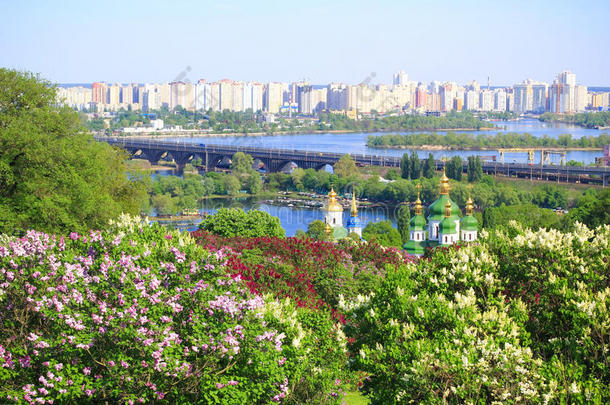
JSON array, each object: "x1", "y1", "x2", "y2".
[
  {"x1": 192, "y1": 230, "x2": 413, "y2": 317},
  {"x1": 0, "y1": 216, "x2": 347, "y2": 404},
  {"x1": 344, "y1": 223, "x2": 609, "y2": 404}
]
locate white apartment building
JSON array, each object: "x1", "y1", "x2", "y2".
[
  {"x1": 464, "y1": 90, "x2": 479, "y2": 110},
  {"x1": 494, "y1": 89, "x2": 507, "y2": 111},
  {"x1": 479, "y1": 90, "x2": 494, "y2": 111}
]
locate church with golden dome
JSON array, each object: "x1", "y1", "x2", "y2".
[
  {"x1": 321, "y1": 172, "x2": 477, "y2": 251},
  {"x1": 403, "y1": 171, "x2": 478, "y2": 257},
  {"x1": 323, "y1": 188, "x2": 362, "y2": 240}
]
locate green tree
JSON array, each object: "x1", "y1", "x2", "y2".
[
  {"x1": 400, "y1": 153, "x2": 411, "y2": 179},
  {"x1": 291, "y1": 168, "x2": 306, "y2": 191},
  {"x1": 482, "y1": 204, "x2": 561, "y2": 230},
  {"x1": 385, "y1": 168, "x2": 401, "y2": 180},
  {"x1": 423, "y1": 153, "x2": 436, "y2": 178},
  {"x1": 151, "y1": 193, "x2": 176, "y2": 216},
  {"x1": 396, "y1": 204, "x2": 411, "y2": 243},
  {"x1": 199, "y1": 208, "x2": 285, "y2": 238},
  {"x1": 202, "y1": 177, "x2": 216, "y2": 196},
  {"x1": 224, "y1": 175, "x2": 241, "y2": 195},
  {"x1": 245, "y1": 172, "x2": 263, "y2": 194},
  {"x1": 333, "y1": 154, "x2": 357, "y2": 178},
  {"x1": 306, "y1": 220, "x2": 329, "y2": 240},
  {"x1": 0, "y1": 69, "x2": 145, "y2": 234},
  {"x1": 565, "y1": 188, "x2": 610, "y2": 228},
  {"x1": 446, "y1": 156, "x2": 463, "y2": 181},
  {"x1": 410, "y1": 152, "x2": 422, "y2": 180},
  {"x1": 230, "y1": 152, "x2": 254, "y2": 174},
  {"x1": 362, "y1": 220, "x2": 402, "y2": 247},
  {"x1": 467, "y1": 156, "x2": 483, "y2": 182}
]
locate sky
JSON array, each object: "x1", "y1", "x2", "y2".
[{"x1": 1, "y1": 0, "x2": 609, "y2": 86}]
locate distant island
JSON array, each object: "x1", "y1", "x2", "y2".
[{"x1": 366, "y1": 131, "x2": 609, "y2": 150}]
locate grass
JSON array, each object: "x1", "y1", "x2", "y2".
[{"x1": 343, "y1": 391, "x2": 370, "y2": 405}]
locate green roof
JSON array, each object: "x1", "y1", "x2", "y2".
[
  {"x1": 409, "y1": 215, "x2": 426, "y2": 230},
  {"x1": 427, "y1": 195, "x2": 461, "y2": 221},
  {"x1": 461, "y1": 215, "x2": 478, "y2": 231},
  {"x1": 439, "y1": 216, "x2": 457, "y2": 234},
  {"x1": 403, "y1": 240, "x2": 426, "y2": 255}
]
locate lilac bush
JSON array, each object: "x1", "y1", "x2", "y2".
[{"x1": 0, "y1": 215, "x2": 347, "y2": 404}]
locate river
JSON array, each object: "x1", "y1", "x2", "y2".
[
  {"x1": 155, "y1": 198, "x2": 398, "y2": 236},
  {"x1": 164, "y1": 118, "x2": 605, "y2": 165}
]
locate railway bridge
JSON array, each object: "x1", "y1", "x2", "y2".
[{"x1": 98, "y1": 137, "x2": 608, "y2": 186}]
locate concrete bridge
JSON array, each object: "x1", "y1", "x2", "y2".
[{"x1": 98, "y1": 137, "x2": 608, "y2": 186}]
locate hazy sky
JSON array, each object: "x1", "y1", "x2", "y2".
[{"x1": 2, "y1": 0, "x2": 609, "y2": 86}]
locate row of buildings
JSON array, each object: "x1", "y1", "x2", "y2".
[{"x1": 57, "y1": 70, "x2": 609, "y2": 115}]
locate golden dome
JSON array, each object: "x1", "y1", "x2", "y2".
[
  {"x1": 445, "y1": 199, "x2": 452, "y2": 218},
  {"x1": 350, "y1": 192, "x2": 358, "y2": 217},
  {"x1": 414, "y1": 184, "x2": 423, "y2": 216},
  {"x1": 440, "y1": 169, "x2": 450, "y2": 195},
  {"x1": 466, "y1": 184, "x2": 474, "y2": 215},
  {"x1": 326, "y1": 188, "x2": 344, "y2": 212}
]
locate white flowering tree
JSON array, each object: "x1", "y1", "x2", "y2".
[{"x1": 344, "y1": 222, "x2": 609, "y2": 404}]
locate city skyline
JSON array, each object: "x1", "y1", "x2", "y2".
[
  {"x1": 2, "y1": 0, "x2": 610, "y2": 86},
  {"x1": 57, "y1": 69, "x2": 609, "y2": 115}
]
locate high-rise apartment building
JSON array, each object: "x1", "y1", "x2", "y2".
[
  {"x1": 393, "y1": 70, "x2": 408, "y2": 86},
  {"x1": 121, "y1": 84, "x2": 134, "y2": 106},
  {"x1": 513, "y1": 81, "x2": 533, "y2": 113},
  {"x1": 142, "y1": 83, "x2": 162, "y2": 111},
  {"x1": 439, "y1": 83, "x2": 456, "y2": 112},
  {"x1": 218, "y1": 79, "x2": 234, "y2": 111},
  {"x1": 479, "y1": 90, "x2": 494, "y2": 111},
  {"x1": 92, "y1": 82, "x2": 107, "y2": 104},
  {"x1": 108, "y1": 84, "x2": 121, "y2": 108},
  {"x1": 170, "y1": 82, "x2": 195, "y2": 110},
  {"x1": 531, "y1": 83, "x2": 548, "y2": 113},
  {"x1": 56, "y1": 86, "x2": 92, "y2": 110},
  {"x1": 327, "y1": 83, "x2": 348, "y2": 111},
  {"x1": 415, "y1": 85, "x2": 427, "y2": 109},
  {"x1": 574, "y1": 85, "x2": 588, "y2": 112},
  {"x1": 300, "y1": 87, "x2": 327, "y2": 114},
  {"x1": 464, "y1": 90, "x2": 479, "y2": 110},
  {"x1": 549, "y1": 71, "x2": 578, "y2": 113},
  {"x1": 265, "y1": 82, "x2": 284, "y2": 113},
  {"x1": 494, "y1": 89, "x2": 507, "y2": 111}
]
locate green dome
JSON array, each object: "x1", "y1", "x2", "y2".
[
  {"x1": 439, "y1": 216, "x2": 457, "y2": 234},
  {"x1": 409, "y1": 215, "x2": 426, "y2": 231},
  {"x1": 403, "y1": 240, "x2": 426, "y2": 255},
  {"x1": 427, "y1": 195, "x2": 461, "y2": 221},
  {"x1": 461, "y1": 215, "x2": 478, "y2": 232}
]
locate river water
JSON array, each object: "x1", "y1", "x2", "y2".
[
  {"x1": 158, "y1": 198, "x2": 398, "y2": 236},
  {"x1": 165, "y1": 118, "x2": 606, "y2": 165}
]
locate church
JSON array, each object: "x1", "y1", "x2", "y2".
[
  {"x1": 403, "y1": 171, "x2": 478, "y2": 257},
  {"x1": 324, "y1": 171, "x2": 479, "y2": 251},
  {"x1": 323, "y1": 188, "x2": 362, "y2": 239},
  {"x1": 321, "y1": 170, "x2": 478, "y2": 253}
]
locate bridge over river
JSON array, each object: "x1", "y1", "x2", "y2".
[{"x1": 99, "y1": 137, "x2": 608, "y2": 186}]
